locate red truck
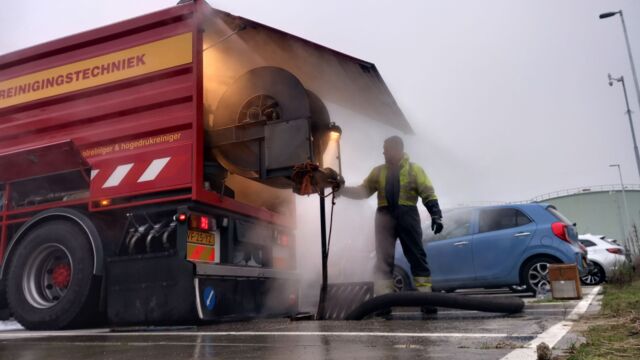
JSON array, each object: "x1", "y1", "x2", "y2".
[{"x1": 0, "y1": 0, "x2": 408, "y2": 329}]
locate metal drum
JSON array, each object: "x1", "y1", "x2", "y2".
[{"x1": 205, "y1": 66, "x2": 330, "y2": 188}]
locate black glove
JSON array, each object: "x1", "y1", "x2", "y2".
[
  {"x1": 424, "y1": 199, "x2": 442, "y2": 218},
  {"x1": 431, "y1": 216, "x2": 443, "y2": 235},
  {"x1": 336, "y1": 175, "x2": 345, "y2": 191},
  {"x1": 425, "y1": 199, "x2": 443, "y2": 234},
  {"x1": 323, "y1": 168, "x2": 344, "y2": 191}
]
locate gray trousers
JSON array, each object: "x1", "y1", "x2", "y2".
[{"x1": 375, "y1": 205, "x2": 431, "y2": 279}]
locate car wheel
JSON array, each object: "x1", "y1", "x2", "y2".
[
  {"x1": 581, "y1": 262, "x2": 605, "y2": 285},
  {"x1": 522, "y1": 257, "x2": 556, "y2": 294},
  {"x1": 392, "y1": 267, "x2": 411, "y2": 292},
  {"x1": 6, "y1": 221, "x2": 102, "y2": 330}
]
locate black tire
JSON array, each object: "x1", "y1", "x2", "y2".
[
  {"x1": 392, "y1": 266, "x2": 412, "y2": 292},
  {"x1": 0, "y1": 278, "x2": 7, "y2": 309},
  {"x1": 6, "y1": 221, "x2": 101, "y2": 330},
  {"x1": 521, "y1": 257, "x2": 557, "y2": 294},
  {"x1": 0, "y1": 279, "x2": 9, "y2": 320},
  {"x1": 580, "y1": 262, "x2": 605, "y2": 285}
]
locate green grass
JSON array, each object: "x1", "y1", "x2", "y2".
[
  {"x1": 567, "y1": 280, "x2": 640, "y2": 359},
  {"x1": 601, "y1": 283, "x2": 640, "y2": 316}
]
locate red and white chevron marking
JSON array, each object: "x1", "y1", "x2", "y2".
[
  {"x1": 91, "y1": 157, "x2": 171, "y2": 188},
  {"x1": 89, "y1": 144, "x2": 191, "y2": 197}
]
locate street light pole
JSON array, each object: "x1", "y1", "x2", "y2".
[
  {"x1": 600, "y1": 10, "x2": 640, "y2": 130},
  {"x1": 610, "y1": 164, "x2": 635, "y2": 254},
  {"x1": 609, "y1": 74, "x2": 640, "y2": 180}
]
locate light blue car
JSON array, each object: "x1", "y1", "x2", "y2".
[{"x1": 393, "y1": 204, "x2": 588, "y2": 294}]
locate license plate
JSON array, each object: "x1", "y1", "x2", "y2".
[{"x1": 188, "y1": 231, "x2": 215, "y2": 245}]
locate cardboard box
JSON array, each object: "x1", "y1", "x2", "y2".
[{"x1": 548, "y1": 264, "x2": 582, "y2": 300}]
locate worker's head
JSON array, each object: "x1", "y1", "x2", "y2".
[{"x1": 383, "y1": 136, "x2": 404, "y2": 165}]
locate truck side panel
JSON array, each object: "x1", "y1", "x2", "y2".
[{"x1": 0, "y1": 8, "x2": 197, "y2": 203}]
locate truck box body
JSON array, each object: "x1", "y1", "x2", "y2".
[{"x1": 0, "y1": 1, "x2": 408, "y2": 328}]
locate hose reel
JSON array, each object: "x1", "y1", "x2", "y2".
[{"x1": 206, "y1": 66, "x2": 331, "y2": 189}]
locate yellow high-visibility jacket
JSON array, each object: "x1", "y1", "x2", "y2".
[{"x1": 361, "y1": 154, "x2": 437, "y2": 207}]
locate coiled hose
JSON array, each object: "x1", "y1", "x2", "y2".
[{"x1": 345, "y1": 292, "x2": 524, "y2": 320}]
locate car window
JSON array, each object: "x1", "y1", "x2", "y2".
[
  {"x1": 579, "y1": 239, "x2": 597, "y2": 247},
  {"x1": 478, "y1": 208, "x2": 531, "y2": 233},
  {"x1": 424, "y1": 209, "x2": 474, "y2": 242}
]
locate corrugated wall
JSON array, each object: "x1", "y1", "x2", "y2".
[{"x1": 537, "y1": 190, "x2": 640, "y2": 244}]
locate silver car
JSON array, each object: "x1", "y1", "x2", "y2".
[{"x1": 579, "y1": 234, "x2": 628, "y2": 285}]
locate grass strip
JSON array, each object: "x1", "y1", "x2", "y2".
[{"x1": 567, "y1": 280, "x2": 640, "y2": 359}]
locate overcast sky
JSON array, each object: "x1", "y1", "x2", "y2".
[{"x1": 1, "y1": 0, "x2": 640, "y2": 208}]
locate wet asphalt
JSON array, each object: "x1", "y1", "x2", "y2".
[{"x1": 0, "y1": 287, "x2": 596, "y2": 360}]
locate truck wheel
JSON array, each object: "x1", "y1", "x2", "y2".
[
  {"x1": 0, "y1": 278, "x2": 7, "y2": 309},
  {"x1": 6, "y1": 221, "x2": 101, "y2": 330},
  {"x1": 522, "y1": 257, "x2": 556, "y2": 294},
  {"x1": 0, "y1": 279, "x2": 9, "y2": 320}
]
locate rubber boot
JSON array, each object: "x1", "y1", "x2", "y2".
[
  {"x1": 414, "y1": 276, "x2": 438, "y2": 315},
  {"x1": 373, "y1": 279, "x2": 394, "y2": 319}
]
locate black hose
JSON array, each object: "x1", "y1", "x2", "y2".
[
  {"x1": 345, "y1": 292, "x2": 524, "y2": 320},
  {"x1": 128, "y1": 224, "x2": 150, "y2": 255},
  {"x1": 146, "y1": 221, "x2": 168, "y2": 253}
]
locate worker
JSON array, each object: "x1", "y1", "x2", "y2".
[{"x1": 339, "y1": 136, "x2": 443, "y2": 311}]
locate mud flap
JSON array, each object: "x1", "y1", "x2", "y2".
[
  {"x1": 106, "y1": 251, "x2": 198, "y2": 326},
  {"x1": 195, "y1": 277, "x2": 298, "y2": 321}
]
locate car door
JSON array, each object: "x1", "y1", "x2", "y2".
[
  {"x1": 471, "y1": 207, "x2": 536, "y2": 285},
  {"x1": 426, "y1": 208, "x2": 477, "y2": 288}
]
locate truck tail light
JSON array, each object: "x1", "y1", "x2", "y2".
[
  {"x1": 288, "y1": 293, "x2": 298, "y2": 306},
  {"x1": 188, "y1": 214, "x2": 214, "y2": 231},
  {"x1": 200, "y1": 216, "x2": 210, "y2": 231},
  {"x1": 606, "y1": 248, "x2": 624, "y2": 255},
  {"x1": 551, "y1": 222, "x2": 571, "y2": 244},
  {"x1": 175, "y1": 213, "x2": 187, "y2": 222},
  {"x1": 278, "y1": 233, "x2": 289, "y2": 246}
]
